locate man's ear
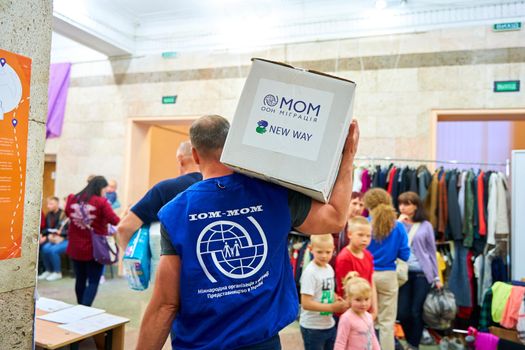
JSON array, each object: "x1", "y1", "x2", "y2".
[{"x1": 192, "y1": 147, "x2": 200, "y2": 165}]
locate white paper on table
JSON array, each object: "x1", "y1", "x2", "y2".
[
  {"x1": 58, "y1": 313, "x2": 129, "y2": 335},
  {"x1": 37, "y1": 305, "x2": 105, "y2": 324},
  {"x1": 36, "y1": 297, "x2": 73, "y2": 313}
]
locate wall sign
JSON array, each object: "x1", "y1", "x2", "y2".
[
  {"x1": 493, "y1": 22, "x2": 521, "y2": 32},
  {"x1": 494, "y1": 80, "x2": 520, "y2": 93},
  {"x1": 162, "y1": 95, "x2": 177, "y2": 104},
  {"x1": 0, "y1": 49, "x2": 31, "y2": 260}
]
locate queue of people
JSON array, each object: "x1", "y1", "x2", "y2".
[{"x1": 300, "y1": 187, "x2": 440, "y2": 350}]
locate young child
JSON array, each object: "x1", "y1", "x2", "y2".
[
  {"x1": 334, "y1": 273, "x2": 381, "y2": 350},
  {"x1": 300, "y1": 234, "x2": 349, "y2": 350},
  {"x1": 335, "y1": 216, "x2": 377, "y2": 317}
]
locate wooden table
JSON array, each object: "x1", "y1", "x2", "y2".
[{"x1": 35, "y1": 309, "x2": 129, "y2": 350}]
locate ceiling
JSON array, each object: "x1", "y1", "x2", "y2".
[{"x1": 51, "y1": 0, "x2": 525, "y2": 63}]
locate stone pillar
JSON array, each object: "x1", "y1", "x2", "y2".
[{"x1": 0, "y1": 1, "x2": 52, "y2": 349}]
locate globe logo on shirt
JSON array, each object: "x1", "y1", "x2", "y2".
[{"x1": 196, "y1": 217, "x2": 268, "y2": 283}]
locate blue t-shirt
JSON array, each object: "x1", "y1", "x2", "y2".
[
  {"x1": 131, "y1": 172, "x2": 202, "y2": 224},
  {"x1": 368, "y1": 221, "x2": 410, "y2": 271},
  {"x1": 158, "y1": 173, "x2": 299, "y2": 350}
]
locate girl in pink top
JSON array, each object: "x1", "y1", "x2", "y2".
[{"x1": 335, "y1": 273, "x2": 380, "y2": 350}]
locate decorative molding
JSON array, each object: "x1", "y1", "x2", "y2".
[{"x1": 69, "y1": 47, "x2": 525, "y2": 87}]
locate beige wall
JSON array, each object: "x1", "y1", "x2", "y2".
[
  {"x1": 50, "y1": 25, "x2": 525, "y2": 204},
  {"x1": 0, "y1": 1, "x2": 52, "y2": 349}
]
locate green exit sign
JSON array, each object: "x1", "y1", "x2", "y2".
[
  {"x1": 162, "y1": 95, "x2": 177, "y2": 104},
  {"x1": 161, "y1": 51, "x2": 178, "y2": 58},
  {"x1": 493, "y1": 22, "x2": 521, "y2": 32},
  {"x1": 494, "y1": 81, "x2": 520, "y2": 93}
]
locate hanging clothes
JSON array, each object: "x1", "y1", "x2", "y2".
[
  {"x1": 463, "y1": 171, "x2": 475, "y2": 248},
  {"x1": 417, "y1": 165, "x2": 432, "y2": 200},
  {"x1": 437, "y1": 170, "x2": 448, "y2": 240},
  {"x1": 424, "y1": 171, "x2": 439, "y2": 230},
  {"x1": 353, "y1": 168, "x2": 363, "y2": 192},
  {"x1": 449, "y1": 242, "x2": 472, "y2": 307},
  {"x1": 478, "y1": 171, "x2": 487, "y2": 236},
  {"x1": 491, "y1": 281, "x2": 513, "y2": 323},
  {"x1": 500, "y1": 286, "x2": 525, "y2": 329},
  {"x1": 487, "y1": 173, "x2": 510, "y2": 245},
  {"x1": 361, "y1": 168, "x2": 371, "y2": 193},
  {"x1": 446, "y1": 171, "x2": 463, "y2": 241}
]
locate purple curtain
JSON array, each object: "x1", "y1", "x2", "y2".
[{"x1": 46, "y1": 63, "x2": 71, "y2": 138}]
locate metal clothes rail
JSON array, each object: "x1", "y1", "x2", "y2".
[{"x1": 353, "y1": 156, "x2": 510, "y2": 176}]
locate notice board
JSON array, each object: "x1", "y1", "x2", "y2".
[{"x1": 0, "y1": 49, "x2": 31, "y2": 260}]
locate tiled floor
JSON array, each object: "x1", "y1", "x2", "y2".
[{"x1": 37, "y1": 275, "x2": 439, "y2": 349}]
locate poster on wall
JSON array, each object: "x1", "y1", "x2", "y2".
[{"x1": 0, "y1": 49, "x2": 31, "y2": 260}]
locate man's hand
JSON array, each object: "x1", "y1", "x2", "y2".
[
  {"x1": 344, "y1": 119, "x2": 360, "y2": 158},
  {"x1": 296, "y1": 119, "x2": 360, "y2": 234}
]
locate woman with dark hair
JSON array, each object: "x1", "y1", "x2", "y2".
[
  {"x1": 349, "y1": 191, "x2": 365, "y2": 218},
  {"x1": 397, "y1": 191, "x2": 441, "y2": 350},
  {"x1": 65, "y1": 175, "x2": 120, "y2": 306},
  {"x1": 363, "y1": 188, "x2": 410, "y2": 350}
]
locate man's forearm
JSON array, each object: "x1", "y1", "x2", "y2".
[
  {"x1": 116, "y1": 212, "x2": 143, "y2": 249},
  {"x1": 136, "y1": 303, "x2": 176, "y2": 350}
]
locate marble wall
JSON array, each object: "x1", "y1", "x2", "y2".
[
  {"x1": 50, "y1": 25, "x2": 525, "y2": 204},
  {"x1": 0, "y1": 1, "x2": 52, "y2": 349}
]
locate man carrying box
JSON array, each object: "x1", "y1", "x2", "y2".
[{"x1": 137, "y1": 114, "x2": 359, "y2": 350}]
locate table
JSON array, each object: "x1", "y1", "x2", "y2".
[{"x1": 35, "y1": 308, "x2": 129, "y2": 350}]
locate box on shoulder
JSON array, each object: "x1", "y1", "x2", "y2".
[{"x1": 221, "y1": 58, "x2": 356, "y2": 203}]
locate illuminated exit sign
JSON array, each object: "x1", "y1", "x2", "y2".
[
  {"x1": 493, "y1": 22, "x2": 521, "y2": 32},
  {"x1": 162, "y1": 96, "x2": 177, "y2": 104},
  {"x1": 494, "y1": 81, "x2": 520, "y2": 93}
]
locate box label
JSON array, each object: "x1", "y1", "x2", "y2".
[{"x1": 242, "y1": 78, "x2": 333, "y2": 161}]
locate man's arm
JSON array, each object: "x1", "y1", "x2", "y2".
[
  {"x1": 297, "y1": 120, "x2": 360, "y2": 234},
  {"x1": 136, "y1": 255, "x2": 180, "y2": 350},
  {"x1": 116, "y1": 211, "x2": 143, "y2": 250}
]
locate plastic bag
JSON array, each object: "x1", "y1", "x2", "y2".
[
  {"x1": 423, "y1": 286, "x2": 457, "y2": 330},
  {"x1": 123, "y1": 225, "x2": 151, "y2": 291}
]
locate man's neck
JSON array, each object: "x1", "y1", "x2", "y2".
[{"x1": 200, "y1": 161, "x2": 234, "y2": 180}]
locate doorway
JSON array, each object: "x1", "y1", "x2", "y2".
[
  {"x1": 124, "y1": 117, "x2": 197, "y2": 208},
  {"x1": 42, "y1": 156, "x2": 56, "y2": 213},
  {"x1": 431, "y1": 109, "x2": 525, "y2": 173}
]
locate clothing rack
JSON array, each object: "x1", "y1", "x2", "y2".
[{"x1": 354, "y1": 156, "x2": 510, "y2": 176}]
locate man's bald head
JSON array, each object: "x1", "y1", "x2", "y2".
[
  {"x1": 189, "y1": 115, "x2": 230, "y2": 160},
  {"x1": 176, "y1": 140, "x2": 199, "y2": 175},
  {"x1": 177, "y1": 140, "x2": 193, "y2": 158}
]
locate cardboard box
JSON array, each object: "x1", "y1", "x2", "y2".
[{"x1": 221, "y1": 58, "x2": 356, "y2": 203}]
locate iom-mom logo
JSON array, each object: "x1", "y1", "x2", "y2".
[
  {"x1": 256, "y1": 120, "x2": 268, "y2": 134},
  {"x1": 263, "y1": 94, "x2": 278, "y2": 107},
  {"x1": 260, "y1": 93, "x2": 321, "y2": 123}
]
